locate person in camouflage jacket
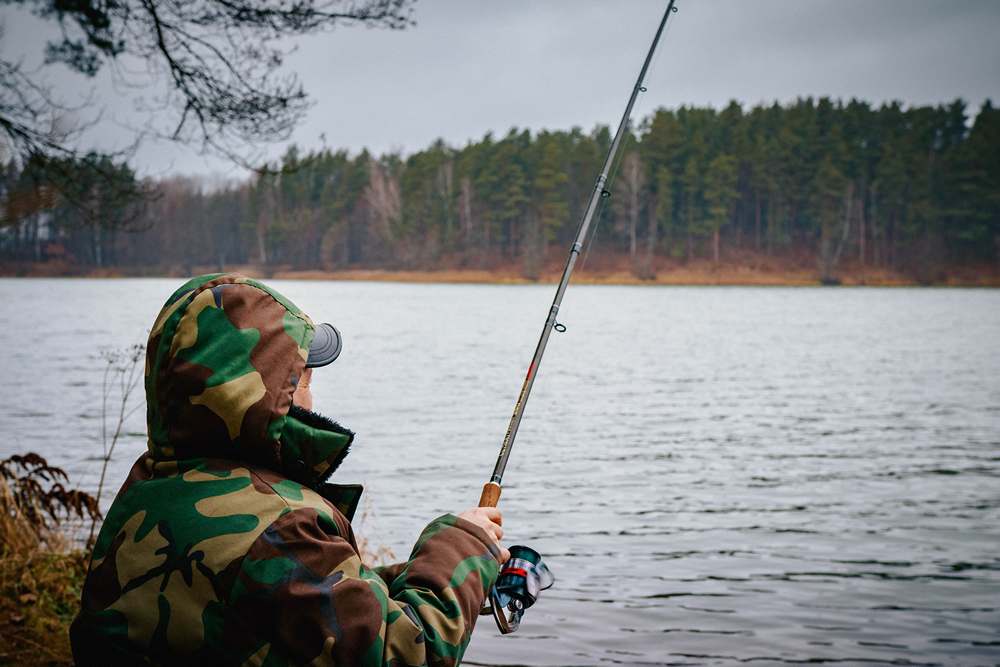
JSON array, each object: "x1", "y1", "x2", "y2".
[{"x1": 71, "y1": 273, "x2": 507, "y2": 666}]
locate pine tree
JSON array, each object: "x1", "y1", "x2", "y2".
[{"x1": 703, "y1": 154, "x2": 737, "y2": 265}]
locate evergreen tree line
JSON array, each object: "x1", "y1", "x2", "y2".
[{"x1": 3, "y1": 97, "x2": 999, "y2": 281}]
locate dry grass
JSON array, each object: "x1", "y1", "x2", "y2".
[
  {"x1": 354, "y1": 496, "x2": 397, "y2": 567},
  {"x1": 262, "y1": 253, "x2": 1000, "y2": 287},
  {"x1": 0, "y1": 543, "x2": 86, "y2": 666},
  {"x1": 0, "y1": 455, "x2": 99, "y2": 667},
  {"x1": 4, "y1": 250, "x2": 999, "y2": 286}
]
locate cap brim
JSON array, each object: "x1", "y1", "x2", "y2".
[{"x1": 306, "y1": 323, "x2": 342, "y2": 368}]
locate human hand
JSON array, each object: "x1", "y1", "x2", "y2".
[{"x1": 458, "y1": 507, "x2": 510, "y2": 562}]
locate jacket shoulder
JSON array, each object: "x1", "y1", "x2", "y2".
[
  {"x1": 74, "y1": 457, "x2": 354, "y2": 662},
  {"x1": 242, "y1": 463, "x2": 353, "y2": 538}
]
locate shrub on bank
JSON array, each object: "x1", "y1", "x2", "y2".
[{"x1": 0, "y1": 454, "x2": 99, "y2": 666}]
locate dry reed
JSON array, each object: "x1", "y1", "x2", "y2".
[{"x1": 0, "y1": 454, "x2": 99, "y2": 666}]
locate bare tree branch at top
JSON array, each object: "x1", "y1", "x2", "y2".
[{"x1": 0, "y1": 0, "x2": 414, "y2": 166}]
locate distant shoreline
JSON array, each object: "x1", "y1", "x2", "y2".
[{"x1": 2, "y1": 257, "x2": 998, "y2": 287}]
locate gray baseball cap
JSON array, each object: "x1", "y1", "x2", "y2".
[{"x1": 306, "y1": 323, "x2": 342, "y2": 368}]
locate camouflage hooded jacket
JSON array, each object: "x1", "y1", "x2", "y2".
[{"x1": 71, "y1": 274, "x2": 502, "y2": 666}]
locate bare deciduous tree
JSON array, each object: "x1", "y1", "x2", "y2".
[
  {"x1": 0, "y1": 0, "x2": 414, "y2": 165},
  {"x1": 614, "y1": 150, "x2": 644, "y2": 263},
  {"x1": 364, "y1": 156, "x2": 400, "y2": 243}
]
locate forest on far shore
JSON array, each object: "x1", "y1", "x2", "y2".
[{"x1": 2, "y1": 97, "x2": 999, "y2": 284}]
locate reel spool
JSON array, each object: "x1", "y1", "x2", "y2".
[{"x1": 481, "y1": 545, "x2": 555, "y2": 634}]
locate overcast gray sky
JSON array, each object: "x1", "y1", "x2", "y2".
[{"x1": 3, "y1": 0, "x2": 999, "y2": 180}]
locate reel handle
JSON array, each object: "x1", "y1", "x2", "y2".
[{"x1": 479, "y1": 481, "x2": 501, "y2": 508}]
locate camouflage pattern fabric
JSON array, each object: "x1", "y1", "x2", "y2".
[{"x1": 71, "y1": 274, "x2": 502, "y2": 666}]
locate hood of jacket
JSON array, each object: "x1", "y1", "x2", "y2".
[{"x1": 144, "y1": 273, "x2": 353, "y2": 487}]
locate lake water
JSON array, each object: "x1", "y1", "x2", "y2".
[{"x1": 1, "y1": 278, "x2": 998, "y2": 666}]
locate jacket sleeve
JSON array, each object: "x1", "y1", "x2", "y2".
[{"x1": 227, "y1": 507, "x2": 501, "y2": 666}]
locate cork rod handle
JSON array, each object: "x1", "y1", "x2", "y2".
[{"x1": 478, "y1": 481, "x2": 502, "y2": 508}]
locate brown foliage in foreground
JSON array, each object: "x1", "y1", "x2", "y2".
[{"x1": 0, "y1": 454, "x2": 100, "y2": 666}]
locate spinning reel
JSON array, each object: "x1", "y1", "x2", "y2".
[{"x1": 481, "y1": 545, "x2": 554, "y2": 634}]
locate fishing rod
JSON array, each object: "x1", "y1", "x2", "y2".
[
  {"x1": 478, "y1": 0, "x2": 680, "y2": 634},
  {"x1": 480, "y1": 0, "x2": 678, "y2": 508}
]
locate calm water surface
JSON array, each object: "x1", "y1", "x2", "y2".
[{"x1": 1, "y1": 279, "x2": 998, "y2": 666}]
